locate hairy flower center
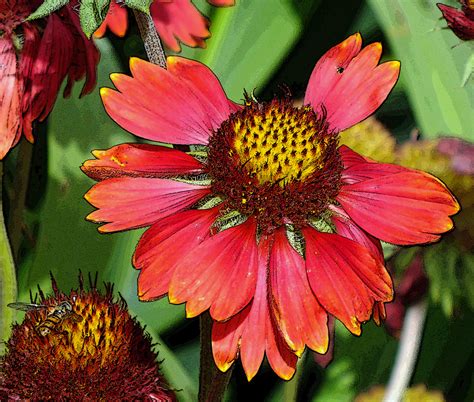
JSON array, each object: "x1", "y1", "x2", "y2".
[
  {"x1": 207, "y1": 98, "x2": 343, "y2": 231},
  {"x1": 232, "y1": 103, "x2": 327, "y2": 186}
]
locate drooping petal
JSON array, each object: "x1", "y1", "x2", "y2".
[
  {"x1": 212, "y1": 235, "x2": 297, "y2": 381},
  {"x1": 437, "y1": 3, "x2": 474, "y2": 41},
  {"x1": 169, "y1": 218, "x2": 258, "y2": 321},
  {"x1": 0, "y1": 37, "x2": 21, "y2": 159},
  {"x1": 208, "y1": 0, "x2": 235, "y2": 5},
  {"x1": 305, "y1": 35, "x2": 400, "y2": 132},
  {"x1": 338, "y1": 150, "x2": 460, "y2": 245},
  {"x1": 135, "y1": 207, "x2": 220, "y2": 301},
  {"x1": 269, "y1": 228, "x2": 328, "y2": 355},
  {"x1": 94, "y1": 1, "x2": 128, "y2": 38},
  {"x1": 303, "y1": 227, "x2": 393, "y2": 335},
  {"x1": 84, "y1": 177, "x2": 210, "y2": 232},
  {"x1": 151, "y1": 0, "x2": 210, "y2": 52},
  {"x1": 81, "y1": 143, "x2": 204, "y2": 181},
  {"x1": 101, "y1": 57, "x2": 235, "y2": 145},
  {"x1": 331, "y1": 205, "x2": 383, "y2": 261}
]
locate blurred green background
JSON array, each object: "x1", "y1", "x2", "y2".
[{"x1": 3, "y1": 0, "x2": 473, "y2": 400}]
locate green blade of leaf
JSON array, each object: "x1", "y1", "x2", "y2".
[
  {"x1": 26, "y1": 0, "x2": 70, "y2": 20},
  {"x1": 79, "y1": 0, "x2": 111, "y2": 38},
  {"x1": 124, "y1": 0, "x2": 153, "y2": 14},
  {"x1": 368, "y1": 0, "x2": 474, "y2": 140}
]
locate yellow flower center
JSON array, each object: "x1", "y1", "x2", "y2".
[{"x1": 231, "y1": 103, "x2": 328, "y2": 186}]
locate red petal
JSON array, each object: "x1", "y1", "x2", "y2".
[
  {"x1": 270, "y1": 228, "x2": 328, "y2": 355},
  {"x1": 373, "y1": 301, "x2": 386, "y2": 326},
  {"x1": 94, "y1": 1, "x2": 128, "y2": 38},
  {"x1": 169, "y1": 218, "x2": 259, "y2": 321},
  {"x1": 135, "y1": 207, "x2": 219, "y2": 301},
  {"x1": 101, "y1": 57, "x2": 234, "y2": 145},
  {"x1": 81, "y1": 143, "x2": 204, "y2": 181},
  {"x1": 0, "y1": 37, "x2": 21, "y2": 159},
  {"x1": 303, "y1": 228, "x2": 393, "y2": 335},
  {"x1": 338, "y1": 155, "x2": 460, "y2": 245},
  {"x1": 305, "y1": 35, "x2": 400, "y2": 132},
  {"x1": 151, "y1": 0, "x2": 210, "y2": 52},
  {"x1": 304, "y1": 33, "x2": 362, "y2": 113},
  {"x1": 331, "y1": 205, "x2": 383, "y2": 262},
  {"x1": 84, "y1": 177, "x2": 210, "y2": 232},
  {"x1": 212, "y1": 235, "x2": 297, "y2": 381}
]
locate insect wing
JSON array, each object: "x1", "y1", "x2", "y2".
[
  {"x1": 68, "y1": 311, "x2": 84, "y2": 323},
  {"x1": 7, "y1": 302, "x2": 47, "y2": 312}
]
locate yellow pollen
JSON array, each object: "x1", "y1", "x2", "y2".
[{"x1": 232, "y1": 104, "x2": 327, "y2": 186}]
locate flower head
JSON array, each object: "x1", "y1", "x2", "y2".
[
  {"x1": 0, "y1": 274, "x2": 175, "y2": 400},
  {"x1": 95, "y1": 0, "x2": 235, "y2": 52},
  {"x1": 82, "y1": 34, "x2": 459, "y2": 380},
  {"x1": 437, "y1": 1, "x2": 474, "y2": 41},
  {"x1": 0, "y1": 0, "x2": 99, "y2": 159}
]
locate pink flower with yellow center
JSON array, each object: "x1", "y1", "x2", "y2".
[
  {"x1": 94, "y1": 0, "x2": 235, "y2": 52},
  {"x1": 82, "y1": 34, "x2": 459, "y2": 380}
]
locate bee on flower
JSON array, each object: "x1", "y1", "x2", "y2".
[{"x1": 82, "y1": 34, "x2": 459, "y2": 380}]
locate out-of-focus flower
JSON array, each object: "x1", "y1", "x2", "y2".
[
  {"x1": 0, "y1": 274, "x2": 175, "y2": 400},
  {"x1": 339, "y1": 116, "x2": 396, "y2": 163},
  {"x1": 397, "y1": 137, "x2": 474, "y2": 251},
  {"x1": 82, "y1": 34, "x2": 459, "y2": 380},
  {"x1": 355, "y1": 384, "x2": 445, "y2": 402},
  {"x1": 384, "y1": 253, "x2": 429, "y2": 338},
  {"x1": 0, "y1": 0, "x2": 99, "y2": 159},
  {"x1": 437, "y1": 1, "x2": 474, "y2": 41},
  {"x1": 95, "y1": 0, "x2": 235, "y2": 52}
]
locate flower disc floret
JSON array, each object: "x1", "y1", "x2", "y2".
[{"x1": 207, "y1": 98, "x2": 342, "y2": 231}]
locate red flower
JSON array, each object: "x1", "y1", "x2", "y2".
[
  {"x1": 94, "y1": 0, "x2": 235, "y2": 52},
  {"x1": 0, "y1": 0, "x2": 99, "y2": 159},
  {"x1": 437, "y1": 1, "x2": 474, "y2": 41},
  {"x1": 82, "y1": 34, "x2": 459, "y2": 380}
]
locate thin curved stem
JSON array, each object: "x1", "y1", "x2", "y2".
[
  {"x1": 132, "y1": 9, "x2": 167, "y2": 69},
  {"x1": 383, "y1": 299, "x2": 428, "y2": 402},
  {"x1": 0, "y1": 162, "x2": 18, "y2": 354}
]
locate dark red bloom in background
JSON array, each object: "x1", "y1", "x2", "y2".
[
  {"x1": 82, "y1": 34, "x2": 459, "y2": 380},
  {"x1": 0, "y1": 0, "x2": 99, "y2": 159},
  {"x1": 437, "y1": 0, "x2": 474, "y2": 41},
  {"x1": 95, "y1": 0, "x2": 235, "y2": 52}
]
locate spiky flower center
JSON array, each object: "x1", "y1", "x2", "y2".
[
  {"x1": 232, "y1": 102, "x2": 328, "y2": 186},
  {"x1": 207, "y1": 98, "x2": 343, "y2": 231}
]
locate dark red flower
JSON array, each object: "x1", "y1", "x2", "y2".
[
  {"x1": 82, "y1": 34, "x2": 459, "y2": 380},
  {"x1": 437, "y1": 1, "x2": 474, "y2": 41},
  {"x1": 0, "y1": 0, "x2": 99, "y2": 159}
]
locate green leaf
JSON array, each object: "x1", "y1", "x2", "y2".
[
  {"x1": 179, "y1": 1, "x2": 313, "y2": 100},
  {"x1": 79, "y1": 0, "x2": 111, "y2": 38},
  {"x1": 26, "y1": 0, "x2": 70, "y2": 20},
  {"x1": 368, "y1": 0, "x2": 474, "y2": 140},
  {"x1": 0, "y1": 163, "x2": 17, "y2": 355},
  {"x1": 123, "y1": 0, "x2": 153, "y2": 14},
  {"x1": 424, "y1": 241, "x2": 460, "y2": 316}
]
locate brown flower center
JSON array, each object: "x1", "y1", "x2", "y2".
[{"x1": 207, "y1": 98, "x2": 342, "y2": 231}]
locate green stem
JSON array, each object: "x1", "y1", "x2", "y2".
[
  {"x1": 7, "y1": 139, "x2": 33, "y2": 263},
  {"x1": 0, "y1": 161, "x2": 18, "y2": 355},
  {"x1": 199, "y1": 312, "x2": 233, "y2": 402}
]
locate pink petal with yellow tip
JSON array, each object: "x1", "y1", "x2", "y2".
[
  {"x1": 303, "y1": 227, "x2": 393, "y2": 335},
  {"x1": 84, "y1": 177, "x2": 210, "y2": 232}
]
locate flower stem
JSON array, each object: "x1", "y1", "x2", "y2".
[
  {"x1": 383, "y1": 299, "x2": 428, "y2": 402},
  {"x1": 7, "y1": 139, "x2": 33, "y2": 263},
  {"x1": 199, "y1": 312, "x2": 233, "y2": 402},
  {"x1": 132, "y1": 9, "x2": 167, "y2": 69},
  {"x1": 0, "y1": 161, "x2": 18, "y2": 355}
]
